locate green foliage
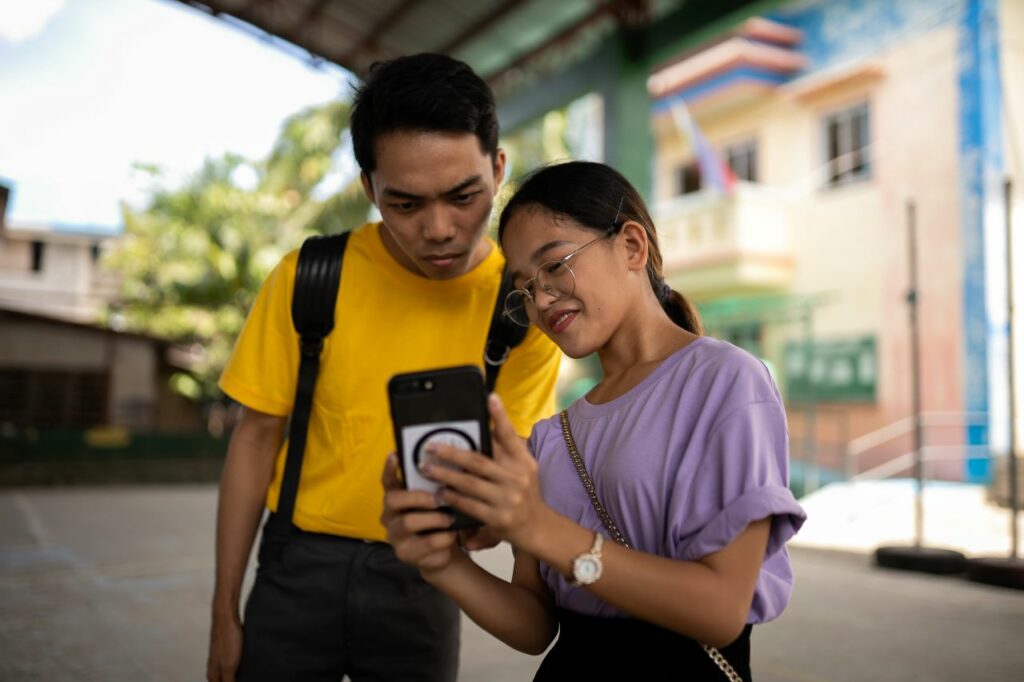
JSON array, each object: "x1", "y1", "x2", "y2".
[
  {"x1": 495, "y1": 92, "x2": 602, "y2": 232},
  {"x1": 503, "y1": 108, "x2": 572, "y2": 181},
  {"x1": 105, "y1": 100, "x2": 370, "y2": 401}
]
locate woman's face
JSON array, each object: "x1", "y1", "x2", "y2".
[{"x1": 501, "y1": 207, "x2": 631, "y2": 358}]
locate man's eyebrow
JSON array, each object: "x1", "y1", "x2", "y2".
[
  {"x1": 381, "y1": 187, "x2": 423, "y2": 200},
  {"x1": 381, "y1": 175, "x2": 483, "y2": 201},
  {"x1": 442, "y1": 175, "x2": 483, "y2": 196}
]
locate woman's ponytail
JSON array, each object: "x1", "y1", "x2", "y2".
[{"x1": 662, "y1": 289, "x2": 703, "y2": 335}]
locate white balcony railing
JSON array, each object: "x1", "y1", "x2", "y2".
[{"x1": 653, "y1": 183, "x2": 794, "y2": 296}]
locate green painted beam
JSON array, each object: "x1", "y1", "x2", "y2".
[
  {"x1": 643, "y1": 0, "x2": 787, "y2": 66},
  {"x1": 497, "y1": 41, "x2": 616, "y2": 136},
  {"x1": 608, "y1": 42, "x2": 655, "y2": 197}
]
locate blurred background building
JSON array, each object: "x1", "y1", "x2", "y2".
[
  {"x1": 643, "y1": 0, "x2": 1021, "y2": 493},
  {"x1": 0, "y1": 178, "x2": 196, "y2": 422},
  {"x1": 0, "y1": 199, "x2": 117, "y2": 323}
]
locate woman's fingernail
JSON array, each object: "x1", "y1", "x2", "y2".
[
  {"x1": 489, "y1": 393, "x2": 500, "y2": 407},
  {"x1": 434, "y1": 489, "x2": 447, "y2": 506}
]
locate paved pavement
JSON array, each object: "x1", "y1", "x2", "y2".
[
  {"x1": 1, "y1": 485, "x2": 1022, "y2": 681},
  {"x1": 792, "y1": 479, "x2": 1022, "y2": 556}
]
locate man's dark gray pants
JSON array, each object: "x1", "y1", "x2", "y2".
[{"x1": 238, "y1": 517, "x2": 460, "y2": 681}]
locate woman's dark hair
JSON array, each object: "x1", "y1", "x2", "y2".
[
  {"x1": 497, "y1": 161, "x2": 703, "y2": 335},
  {"x1": 349, "y1": 53, "x2": 499, "y2": 174}
]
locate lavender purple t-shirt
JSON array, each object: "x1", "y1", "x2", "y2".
[{"x1": 528, "y1": 336, "x2": 806, "y2": 623}]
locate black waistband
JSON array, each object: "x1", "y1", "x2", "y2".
[
  {"x1": 545, "y1": 607, "x2": 752, "y2": 681},
  {"x1": 262, "y1": 512, "x2": 378, "y2": 545}
]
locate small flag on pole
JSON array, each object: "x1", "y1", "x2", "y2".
[{"x1": 669, "y1": 102, "x2": 737, "y2": 195}]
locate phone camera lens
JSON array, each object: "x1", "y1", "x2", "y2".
[{"x1": 423, "y1": 380, "x2": 434, "y2": 391}]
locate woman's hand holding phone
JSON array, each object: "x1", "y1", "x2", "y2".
[
  {"x1": 380, "y1": 454, "x2": 461, "y2": 578},
  {"x1": 417, "y1": 394, "x2": 553, "y2": 551},
  {"x1": 388, "y1": 365, "x2": 491, "y2": 530}
]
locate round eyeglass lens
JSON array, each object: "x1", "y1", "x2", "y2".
[
  {"x1": 504, "y1": 290, "x2": 532, "y2": 327},
  {"x1": 536, "y1": 261, "x2": 574, "y2": 297}
]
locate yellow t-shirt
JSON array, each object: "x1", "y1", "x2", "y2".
[{"x1": 219, "y1": 222, "x2": 561, "y2": 540}]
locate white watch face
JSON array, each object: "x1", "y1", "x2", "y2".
[{"x1": 574, "y1": 555, "x2": 601, "y2": 584}]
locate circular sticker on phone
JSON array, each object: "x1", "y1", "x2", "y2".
[{"x1": 413, "y1": 427, "x2": 477, "y2": 468}]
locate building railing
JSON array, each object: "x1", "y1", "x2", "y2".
[
  {"x1": 652, "y1": 183, "x2": 795, "y2": 295},
  {"x1": 844, "y1": 411, "x2": 989, "y2": 481}
]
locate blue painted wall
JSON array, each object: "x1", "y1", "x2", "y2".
[
  {"x1": 770, "y1": 0, "x2": 961, "y2": 73},
  {"x1": 957, "y1": 0, "x2": 1005, "y2": 482},
  {"x1": 650, "y1": 67, "x2": 791, "y2": 114}
]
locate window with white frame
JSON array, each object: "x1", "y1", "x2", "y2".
[
  {"x1": 822, "y1": 102, "x2": 870, "y2": 187},
  {"x1": 725, "y1": 138, "x2": 758, "y2": 182}
]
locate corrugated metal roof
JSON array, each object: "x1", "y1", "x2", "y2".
[{"x1": 174, "y1": 0, "x2": 687, "y2": 90}]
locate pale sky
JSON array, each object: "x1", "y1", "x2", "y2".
[{"x1": 0, "y1": 0, "x2": 352, "y2": 232}]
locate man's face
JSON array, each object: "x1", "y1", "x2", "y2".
[{"x1": 361, "y1": 131, "x2": 506, "y2": 280}]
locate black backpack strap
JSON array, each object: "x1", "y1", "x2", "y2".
[
  {"x1": 483, "y1": 265, "x2": 529, "y2": 394},
  {"x1": 268, "y1": 231, "x2": 350, "y2": 536}
]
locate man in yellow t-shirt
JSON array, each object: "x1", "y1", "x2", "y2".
[{"x1": 205, "y1": 54, "x2": 560, "y2": 682}]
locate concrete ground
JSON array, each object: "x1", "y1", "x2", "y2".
[
  {"x1": 0, "y1": 485, "x2": 1022, "y2": 681},
  {"x1": 793, "y1": 479, "x2": 1022, "y2": 556}
]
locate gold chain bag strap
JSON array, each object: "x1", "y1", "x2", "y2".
[{"x1": 558, "y1": 410, "x2": 744, "y2": 682}]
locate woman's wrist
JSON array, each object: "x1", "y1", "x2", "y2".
[
  {"x1": 510, "y1": 505, "x2": 571, "y2": 559},
  {"x1": 419, "y1": 547, "x2": 473, "y2": 586},
  {"x1": 515, "y1": 508, "x2": 600, "y2": 581}
]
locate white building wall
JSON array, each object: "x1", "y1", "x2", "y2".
[
  {"x1": 0, "y1": 318, "x2": 108, "y2": 368},
  {"x1": 0, "y1": 234, "x2": 114, "y2": 322},
  {"x1": 0, "y1": 315, "x2": 160, "y2": 429}
]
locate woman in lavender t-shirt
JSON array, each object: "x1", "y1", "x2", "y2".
[{"x1": 383, "y1": 161, "x2": 806, "y2": 680}]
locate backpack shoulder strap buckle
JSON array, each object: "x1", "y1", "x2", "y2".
[{"x1": 299, "y1": 334, "x2": 325, "y2": 358}]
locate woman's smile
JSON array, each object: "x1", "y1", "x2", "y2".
[{"x1": 546, "y1": 307, "x2": 579, "y2": 334}]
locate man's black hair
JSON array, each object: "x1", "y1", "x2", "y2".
[{"x1": 349, "y1": 53, "x2": 499, "y2": 174}]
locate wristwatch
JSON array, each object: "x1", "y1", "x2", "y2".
[{"x1": 570, "y1": 532, "x2": 604, "y2": 586}]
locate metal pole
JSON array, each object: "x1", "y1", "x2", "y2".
[
  {"x1": 1006, "y1": 178, "x2": 1019, "y2": 559},
  {"x1": 907, "y1": 199, "x2": 925, "y2": 548},
  {"x1": 803, "y1": 308, "x2": 818, "y2": 494},
  {"x1": 841, "y1": 409, "x2": 851, "y2": 480}
]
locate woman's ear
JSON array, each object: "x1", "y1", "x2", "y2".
[{"x1": 618, "y1": 220, "x2": 650, "y2": 273}]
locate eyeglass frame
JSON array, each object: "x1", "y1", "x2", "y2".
[{"x1": 503, "y1": 199, "x2": 625, "y2": 327}]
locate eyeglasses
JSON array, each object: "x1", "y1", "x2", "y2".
[
  {"x1": 504, "y1": 200, "x2": 624, "y2": 327},
  {"x1": 503, "y1": 233, "x2": 611, "y2": 326},
  {"x1": 504, "y1": 199, "x2": 625, "y2": 328}
]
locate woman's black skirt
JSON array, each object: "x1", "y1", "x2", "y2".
[{"x1": 533, "y1": 608, "x2": 752, "y2": 681}]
